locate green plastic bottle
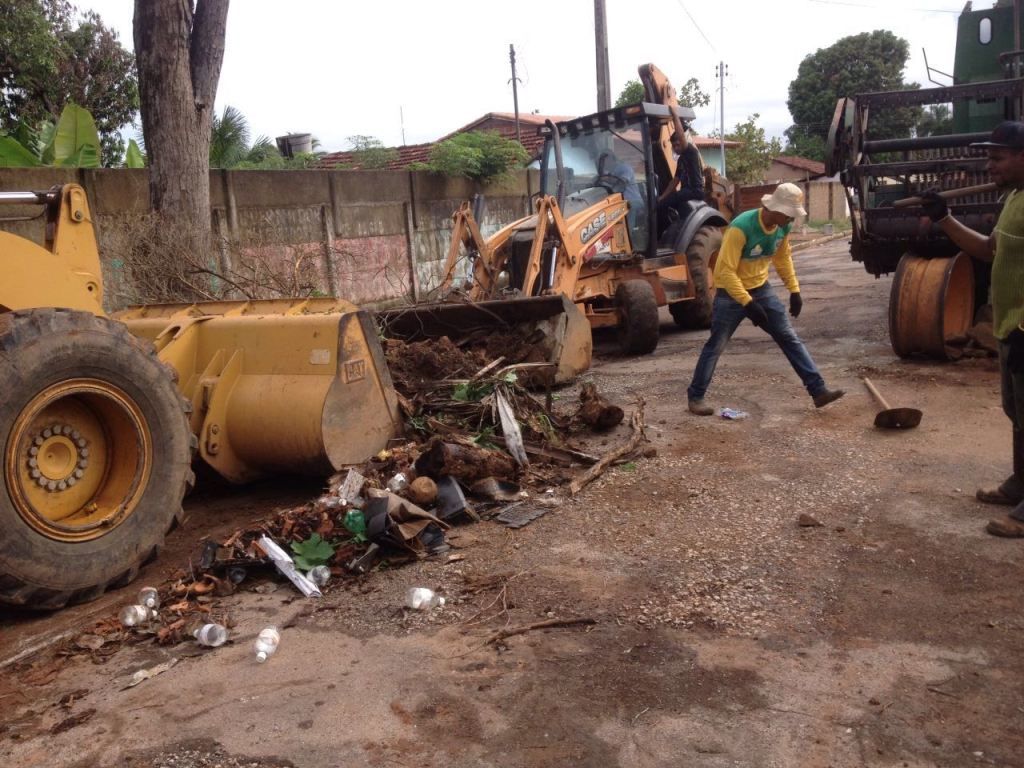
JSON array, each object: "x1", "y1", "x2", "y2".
[{"x1": 344, "y1": 509, "x2": 366, "y2": 539}]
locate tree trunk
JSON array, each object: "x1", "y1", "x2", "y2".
[{"x1": 133, "y1": 0, "x2": 228, "y2": 299}]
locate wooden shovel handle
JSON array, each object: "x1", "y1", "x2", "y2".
[
  {"x1": 862, "y1": 377, "x2": 891, "y2": 410},
  {"x1": 893, "y1": 182, "x2": 998, "y2": 208}
]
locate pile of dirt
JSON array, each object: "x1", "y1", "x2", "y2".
[{"x1": 383, "y1": 336, "x2": 487, "y2": 391}]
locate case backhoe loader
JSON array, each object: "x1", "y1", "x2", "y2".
[
  {"x1": 399, "y1": 64, "x2": 731, "y2": 358},
  {"x1": 0, "y1": 185, "x2": 404, "y2": 608}
]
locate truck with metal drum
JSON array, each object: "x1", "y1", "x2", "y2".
[{"x1": 826, "y1": 0, "x2": 1024, "y2": 358}]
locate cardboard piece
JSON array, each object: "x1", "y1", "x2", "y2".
[{"x1": 364, "y1": 489, "x2": 450, "y2": 553}]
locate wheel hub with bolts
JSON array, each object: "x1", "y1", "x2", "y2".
[
  {"x1": 5, "y1": 378, "x2": 152, "y2": 542},
  {"x1": 26, "y1": 423, "x2": 89, "y2": 493}
]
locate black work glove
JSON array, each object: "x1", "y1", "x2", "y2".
[
  {"x1": 1007, "y1": 328, "x2": 1024, "y2": 374},
  {"x1": 743, "y1": 300, "x2": 769, "y2": 328},
  {"x1": 789, "y1": 292, "x2": 803, "y2": 318},
  {"x1": 919, "y1": 188, "x2": 949, "y2": 222}
]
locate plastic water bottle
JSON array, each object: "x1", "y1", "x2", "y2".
[
  {"x1": 387, "y1": 472, "x2": 409, "y2": 493},
  {"x1": 405, "y1": 587, "x2": 445, "y2": 610},
  {"x1": 119, "y1": 604, "x2": 155, "y2": 627},
  {"x1": 253, "y1": 626, "x2": 280, "y2": 663},
  {"x1": 137, "y1": 586, "x2": 160, "y2": 610},
  {"x1": 307, "y1": 565, "x2": 330, "y2": 587},
  {"x1": 193, "y1": 623, "x2": 229, "y2": 647}
]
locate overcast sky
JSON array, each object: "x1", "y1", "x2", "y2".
[{"x1": 79, "y1": 0, "x2": 972, "y2": 153}]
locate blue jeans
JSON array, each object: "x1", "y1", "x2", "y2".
[{"x1": 687, "y1": 284, "x2": 827, "y2": 401}]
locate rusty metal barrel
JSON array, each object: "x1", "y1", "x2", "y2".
[{"x1": 888, "y1": 252, "x2": 975, "y2": 360}]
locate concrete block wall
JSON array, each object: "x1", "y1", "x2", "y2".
[
  {"x1": 0, "y1": 167, "x2": 534, "y2": 310},
  {"x1": 734, "y1": 179, "x2": 848, "y2": 222}
]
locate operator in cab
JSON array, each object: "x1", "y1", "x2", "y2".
[{"x1": 656, "y1": 83, "x2": 705, "y2": 239}]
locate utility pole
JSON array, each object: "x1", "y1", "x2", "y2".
[
  {"x1": 509, "y1": 44, "x2": 522, "y2": 145},
  {"x1": 594, "y1": 0, "x2": 611, "y2": 111},
  {"x1": 716, "y1": 61, "x2": 728, "y2": 175},
  {"x1": 400, "y1": 106, "x2": 406, "y2": 146}
]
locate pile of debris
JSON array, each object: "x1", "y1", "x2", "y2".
[{"x1": 55, "y1": 333, "x2": 645, "y2": 660}]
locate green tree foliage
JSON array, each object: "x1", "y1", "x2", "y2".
[
  {"x1": 914, "y1": 104, "x2": 953, "y2": 137},
  {"x1": 786, "y1": 30, "x2": 920, "y2": 161},
  {"x1": 677, "y1": 78, "x2": 711, "y2": 110},
  {"x1": 206, "y1": 105, "x2": 322, "y2": 169},
  {"x1": 422, "y1": 131, "x2": 529, "y2": 183},
  {"x1": 615, "y1": 80, "x2": 644, "y2": 107},
  {"x1": 209, "y1": 105, "x2": 283, "y2": 169},
  {"x1": 782, "y1": 132, "x2": 825, "y2": 161},
  {"x1": 0, "y1": 1, "x2": 139, "y2": 166},
  {"x1": 722, "y1": 114, "x2": 782, "y2": 185},
  {"x1": 614, "y1": 77, "x2": 710, "y2": 110},
  {"x1": 339, "y1": 135, "x2": 399, "y2": 170}
]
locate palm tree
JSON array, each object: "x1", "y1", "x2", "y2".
[{"x1": 209, "y1": 105, "x2": 252, "y2": 168}]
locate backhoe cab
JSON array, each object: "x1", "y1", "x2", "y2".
[{"x1": 436, "y1": 64, "x2": 730, "y2": 356}]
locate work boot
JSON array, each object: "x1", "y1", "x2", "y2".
[
  {"x1": 976, "y1": 477, "x2": 1024, "y2": 505},
  {"x1": 986, "y1": 516, "x2": 1024, "y2": 538},
  {"x1": 977, "y1": 429, "x2": 1024, "y2": 505},
  {"x1": 812, "y1": 388, "x2": 845, "y2": 408},
  {"x1": 688, "y1": 399, "x2": 714, "y2": 416}
]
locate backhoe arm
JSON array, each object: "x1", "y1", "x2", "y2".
[{"x1": 438, "y1": 201, "x2": 497, "y2": 298}]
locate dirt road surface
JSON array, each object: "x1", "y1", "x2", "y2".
[{"x1": 2, "y1": 240, "x2": 1022, "y2": 768}]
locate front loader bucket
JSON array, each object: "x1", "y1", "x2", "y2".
[
  {"x1": 376, "y1": 294, "x2": 592, "y2": 384},
  {"x1": 116, "y1": 299, "x2": 402, "y2": 483}
]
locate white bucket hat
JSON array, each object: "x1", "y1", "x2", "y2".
[{"x1": 761, "y1": 182, "x2": 807, "y2": 218}]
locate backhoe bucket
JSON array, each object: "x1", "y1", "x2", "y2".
[
  {"x1": 376, "y1": 294, "x2": 592, "y2": 384},
  {"x1": 116, "y1": 298, "x2": 402, "y2": 483}
]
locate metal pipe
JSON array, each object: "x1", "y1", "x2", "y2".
[
  {"x1": 0, "y1": 192, "x2": 47, "y2": 205},
  {"x1": 893, "y1": 182, "x2": 998, "y2": 208},
  {"x1": 862, "y1": 132, "x2": 990, "y2": 153},
  {"x1": 545, "y1": 120, "x2": 565, "y2": 210}
]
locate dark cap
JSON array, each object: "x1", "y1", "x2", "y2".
[{"x1": 970, "y1": 121, "x2": 1024, "y2": 149}]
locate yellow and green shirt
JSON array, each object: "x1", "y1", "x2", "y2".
[
  {"x1": 993, "y1": 189, "x2": 1024, "y2": 340},
  {"x1": 713, "y1": 208, "x2": 799, "y2": 305}
]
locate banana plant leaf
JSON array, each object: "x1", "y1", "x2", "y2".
[
  {"x1": 49, "y1": 104, "x2": 102, "y2": 168},
  {"x1": 59, "y1": 144, "x2": 100, "y2": 168},
  {"x1": 38, "y1": 121, "x2": 56, "y2": 164},
  {"x1": 124, "y1": 138, "x2": 145, "y2": 168},
  {"x1": 0, "y1": 136, "x2": 42, "y2": 167}
]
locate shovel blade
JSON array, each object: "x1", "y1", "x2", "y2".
[{"x1": 873, "y1": 407, "x2": 922, "y2": 430}]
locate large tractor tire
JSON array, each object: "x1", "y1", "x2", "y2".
[
  {"x1": 615, "y1": 280, "x2": 659, "y2": 355},
  {"x1": 670, "y1": 225, "x2": 723, "y2": 330},
  {"x1": 0, "y1": 309, "x2": 194, "y2": 609}
]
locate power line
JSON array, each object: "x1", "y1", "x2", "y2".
[{"x1": 673, "y1": 0, "x2": 716, "y2": 54}]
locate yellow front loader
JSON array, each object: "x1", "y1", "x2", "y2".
[{"x1": 0, "y1": 184, "x2": 401, "y2": 608}]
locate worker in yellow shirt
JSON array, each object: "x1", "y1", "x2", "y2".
[{"x1": 686, "y1": 183, "x2": 845, "y2": 415}]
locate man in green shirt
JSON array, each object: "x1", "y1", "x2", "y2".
[{"x1": 921, "y1": 120, "x2": 1024, "y2": 537}]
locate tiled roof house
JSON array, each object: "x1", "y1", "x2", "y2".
[
  {"x1": 317, "y1": 111, "x2": 745, "y2": 174},
  {"x1": 766, "y1": 155, "x2": 828, "y2": 183},
  {"x1": 316, "y1": 112, "x2": 573, "y2": 171}
]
